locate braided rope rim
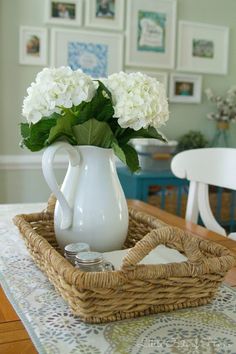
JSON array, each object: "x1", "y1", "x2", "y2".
[{"x1": 13, "y1": 209, "x2": 236, "y2": 289}]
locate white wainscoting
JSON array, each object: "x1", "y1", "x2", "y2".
[
  {"x1": 0, "y1": 154, "x2": 124, "y2": 203},
  {"x1": 0, "y1": 155, "x2": 123, "y2": 170}
]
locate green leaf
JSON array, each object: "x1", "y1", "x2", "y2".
[
  {"x1": 72, "y1": 119, "x2": 114, "y2": 148},
  {"x1": 47, "y1": 112, "x2": 77, "y2": 145},
  {"x1": 108, "y1": 118, "x2": 123, "y2": 136},
  {"x1": 60, "y1": 108, "x2": 78, "y2": 125},
  {"x1": 43, "y1": 112, "x2": 61, "y2": 121},
  {"x1": 112, "y1": 140, "x2": 127, "y2": 165},
  {"x1": 95, "y1": 81, "x2": 114, "y2": 121},
  {"x1": 96, "y1": 102, "x2": 114, "y2": 122},
  {"x1": 72, "y1": 81, "x2": 114, "y2": 124},
  {"x1": 95, "y1": 80, "x2": 113, "y2": 100},
  {"x1": 20, "y1": 117, "x2": 57, "y2": 151},
  {"x1": 20, "y1": 123, "x2": 30, "y2": 139},
  {"x1": 112, "y1": 141, "x2": 140, "y2": 173},
  {"x1": 118, "y1": 126, "x2": 167, "y2": 145},
  {"x1": 122, "y1": 144, "x2": 140, "y2": 173}
]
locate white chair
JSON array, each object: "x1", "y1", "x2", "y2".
[{"x1": 171, "y1": 148, "x2": 236, "y2": 240}]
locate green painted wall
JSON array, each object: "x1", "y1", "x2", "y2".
[
  {"x1": 161, "y1": 0, "x2": 236, "y2": 145},
  {"x1": 0, "y1": 0, "x2": 236, "y2": 202}
]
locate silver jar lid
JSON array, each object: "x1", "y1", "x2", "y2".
[
  {"x1": 75, "y1": 251, "x2": 104, "y2": 264},
  {"x1": 64, "y1": 242, "x2": 90, "y2": 256}
]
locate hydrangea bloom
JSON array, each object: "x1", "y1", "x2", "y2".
[
  {"x1": 22, "y1": 67, "x2": 96, "y2": 124},
  {"x1": 102, "y1": 71, "x2": 169, "y2": 131}
]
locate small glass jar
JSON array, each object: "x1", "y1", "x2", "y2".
[
  {"x1": 75, "y1": 252, "x2": 114, "y2": 272},
  {"x1": 64, "y1": 242, "x2": 90, "y2": 265}
]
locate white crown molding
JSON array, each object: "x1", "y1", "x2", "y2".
[{"x1": 0, "y1": 155, "x2": 68, "y2": 170}]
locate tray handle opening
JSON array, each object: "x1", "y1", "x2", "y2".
[{"x1": 121, "y1": 226, "x2": 204, "y2": 271}]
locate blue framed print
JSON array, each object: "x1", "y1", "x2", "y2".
[
  {"x1": 68, "y1": 41, "x2": 108, "y2": 77},
  {"x1": 51, "y1": 28, "x2": 123, "y2": 78}
]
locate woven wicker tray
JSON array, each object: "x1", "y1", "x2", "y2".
[{"x1": 13, "y1": 200, "x2": 235, "y2": 324}]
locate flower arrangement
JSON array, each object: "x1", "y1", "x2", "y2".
[
  {"x1": 205, "y1": 87, "x2": 236, "y2": 123},
  {"x1": 21, "y1": 67, "x2": 169, "y2": 172}
]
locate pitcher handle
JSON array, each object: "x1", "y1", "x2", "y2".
[{"x1": 42, "y1": 142, "x2": 80, "y2": 229}]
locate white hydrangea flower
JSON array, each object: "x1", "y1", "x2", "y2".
[
  {"x1": 22, "y1": 67, "x2": 96, "y2": 124},
  {"x1": 102, "y1": 72, "x2": 169, "y2": 131}
]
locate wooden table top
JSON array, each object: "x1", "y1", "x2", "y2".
[{"x1": 0, "y1": 200, "x2": 236, "y2": 354}]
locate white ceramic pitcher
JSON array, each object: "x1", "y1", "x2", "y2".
[{"x1": 42, "y1": 142, "x2": 129, "y2": 252}]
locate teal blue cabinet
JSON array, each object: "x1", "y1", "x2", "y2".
[
  {"x1": 117, "y1": 166, "x2": 188, "y2": 216},
  {"x1": 117, "y1": 166, "x2": 236, "y2": 232}
]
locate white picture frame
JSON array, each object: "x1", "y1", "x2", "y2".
[
  {"x1": 85, "y1": 0, "x2": 125, "y2": 31},
  {"x1": 126, "y1": 69, "x2": 168, "y2": 90},
  {"x1": 126, "y1": 0, "x2": 177, "y2": 69},
  {"x1": 19, "y1": 26, "x2": 47, "y2": 66},
  {"x1": 177, "y1": 21, "x2": 229, "y2": 75},
  {"x1": 51, "y1": 28, "x2": 124, "y2": 77},
  {"x1": 45, "y1": 0, "x2": 82, "y2": 26},
  {"x1": 169, "y1": 73, "x2": 202, "y2": 103}
]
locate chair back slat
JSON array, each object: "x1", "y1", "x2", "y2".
[
  {"x1": 171, "y1": 148, "x2": 236, "y2": 237},
  {"x1": 171, "y1": 148, "x2": 236, "y2": 190}
]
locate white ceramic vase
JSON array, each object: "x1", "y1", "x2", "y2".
[{"x1": 42, "y1": 142, "x2": 129, "y2": 252}]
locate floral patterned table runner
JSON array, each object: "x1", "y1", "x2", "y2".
[{"x1": 0, "y1": 204, "x2": 236, "y2": 354}]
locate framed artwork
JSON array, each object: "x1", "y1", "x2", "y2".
[
  {"x1": 126, "y1": 69, "x2": 168, "y2": 89},
  {"x1": 19, "y1": 26, "x2": 47, "y2": 65},
  {"x1": 177, "y1": 21, "x2": 229, "y2": 75},
  {"x1": 45, "y1": 0, "x2": 82, "y2": 26},
  {"x1": 85, "y1": 0, "x2": 125, "y2": 30},
  {"x1": 169, "y1": 73, "x2": 202, "y2": 103},
  {"x1": 51, "y1": 28, "x2": 123, "y2": 77},
  {"x1": 126, "y1": 0, "x2": 177, "y2": 69}
]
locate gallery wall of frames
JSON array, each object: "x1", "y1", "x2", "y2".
[{"x1": 19, "y1": 0, "x2": 229, "y2": 104}]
